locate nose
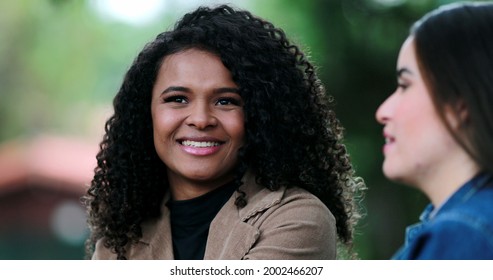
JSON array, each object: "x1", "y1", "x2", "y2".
[
  {"x1": 185, "y1": 102, "x2": 218, "y2": 130},
  {"x1": 376, "y1": 93, "x2": 394, "y2": 125}
]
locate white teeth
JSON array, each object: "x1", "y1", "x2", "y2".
[{"x1": 182, "y1": 140, "x2": 221, "y2": 148}]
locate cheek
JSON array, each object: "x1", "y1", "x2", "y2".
[
  {"x1": 226, "y1": 113, "x2": 245, "y2": 144},
  {"x1": 389, "y1": 116, "x2": 449, "y2": 179},
  {"x1": 152, "y1": 109, "x2": 178, "y2": 139},
  {"x1": 395, "y1": 102, "x2": 428, "y2": 141},
  {"x1": 398, "y1": 112, "x2": 430, "y2": 162}
]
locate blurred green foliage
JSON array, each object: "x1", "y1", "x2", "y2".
[{"x1": 0, "y1": 0, "x2": 488, "y2": 259}]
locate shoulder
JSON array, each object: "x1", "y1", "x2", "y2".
[
  {"x1": 239, "y1": 171, "x2": 334, "y2": 222},
  {"x1": 264, "y1": 186, "x2": 337, "y2": 247},
  {"x1": 435, "y1": 185, "x2": 493, "y2": 236},
  {"x1": 276, "y1": 186, "x2": 335, "y2": 225},
  {"x1": 239, "y1": 181, "x2": 336, "y2": 259},
  {"x1": 238, "y1": 174, "x2": 335, "y2": 227},
  {"x1": 408, "y1": 217, "x2": 493, "y2": 259},
  {"x1": 407, "y1": 194, "x2": 493, "y2": 259},
  {"x1": 430, "y1": 212, "x2": 493, "y2": 241}
]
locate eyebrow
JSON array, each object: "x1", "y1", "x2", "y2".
[
  {"x1": 161, "y1": 86, "x2": 189, "y2": 95},
  {"x1": 396, "y1": 68, "x2": 413, "y2": 78},
  {"x1": 160, "y1": 86, "x2": 240, "y2": 96},
  {"x1": 214, "y1": 87, "x2": 240, "y2": 94}
]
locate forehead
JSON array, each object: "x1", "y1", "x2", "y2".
[
  {"x1": 398, "y1": 36, "x2": 418, "y2": 67},
  {"x1": 156, "y1": 49, "x2": 233, "y2": 82}
]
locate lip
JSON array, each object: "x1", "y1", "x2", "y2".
[
  {"x1": 382, "y1": 131, "x2": 395, "y2": 154},
  {"x1": 177, "y1": 136, "x2": 225, "y2": 156}
]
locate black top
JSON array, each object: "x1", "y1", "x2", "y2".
[{"x1": 167, "y1": 182, "x2": 237, "y2": 260}]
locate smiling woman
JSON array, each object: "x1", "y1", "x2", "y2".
[
  {"x1": 151, "y1": 49, "x2": 245, "y2": 200},
  {"x1": 84, "y1": 4, "x2": 365, "y2": 260}
]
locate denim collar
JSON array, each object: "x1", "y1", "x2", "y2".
[
  {"x1": 395, "y1": 172, "x2": 493, "y2": 258},
  {"x1": 420, "y1": 172, "x2": 493, "y2": 223}
]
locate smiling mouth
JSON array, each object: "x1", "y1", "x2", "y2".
[
  {"x1": 180, "y1": 140, "x2": 223, "y2": 148},
  {"x1": 385, "y1": 137, "x2": 395, "y2": 144}
]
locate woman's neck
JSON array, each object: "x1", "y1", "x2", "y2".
[
  {"x1": 168, "y1": 175, "x2": 236, "y2": 201},
  {"x1": 419, "y1": 150, "x2": 480, "y2": 207}
]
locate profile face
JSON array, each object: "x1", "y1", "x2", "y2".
[
  {"x1": 151, "y1": 49, "x2": 245, "y2": 194},
  {"x1": 375, "y1": 37, "x2": 458, "y2": 188}
]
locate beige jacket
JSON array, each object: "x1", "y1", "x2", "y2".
[{"x1": 93, "y1": 172, "x2": 336, "y2": 259}]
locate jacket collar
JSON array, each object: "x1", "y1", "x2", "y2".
[
  {"x1": 204, "y1": 171, "x2": 285, "y2": 259},
  {"x1": 236, "y1": 170, "x2": 285, "y2": 221},
  {"x1": 139, "y1": 191, "x2": 171, "y2": 245},
  {"x1": 134, "y1": 191, "x2": 174, "y2": 259},
  {"x1": 423, "y1": 172, "x2": 493, "y2": 221}
]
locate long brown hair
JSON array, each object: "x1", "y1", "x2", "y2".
[{"x1": 411, "y1": 2, "x2": 493, "y2": 175}]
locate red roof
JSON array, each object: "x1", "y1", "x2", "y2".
[{"x1": 0, "y1": 135, "x2": 99, "y2": 196}]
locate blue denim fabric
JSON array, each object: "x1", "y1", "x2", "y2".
[{"x1": 392, "y1": 173, "x2": 493, "y2": 260}]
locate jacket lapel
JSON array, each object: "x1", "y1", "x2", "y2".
[
  {"x1": 204, "y1": 195, "x2": 260, "y2": 259},
  {"x1": 204, "y1": 171, "x2": 284, "y2": 259},
  {"x1": 133, "y1": 193, "x2": 174, "y2": 259}
]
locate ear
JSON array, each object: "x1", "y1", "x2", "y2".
[
  {"x1": 455, "y1": 100, "x2": 469, "y2": 124},
  {"x1": 445, "y1": 100, "x2": 468, "y2": 130}
]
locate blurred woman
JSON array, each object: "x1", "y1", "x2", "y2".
[
  {"x1": 84, "y1": 4, "x2": 364, "y2": 260},
  {"x1": 376, "y1": 2, "x2": 493, "y2": 259}
]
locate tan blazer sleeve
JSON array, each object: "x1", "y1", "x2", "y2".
[{"x1": 243, "y1": 187, "x2": 337, "y2": 260}]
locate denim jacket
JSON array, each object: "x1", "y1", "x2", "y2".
[{"x1": 393, "y1": 172, "x2": 493, "y2": 260}]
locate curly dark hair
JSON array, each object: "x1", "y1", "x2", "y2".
[{"x1": 84, "y1": 4, "x2": 365, "y2": 260}]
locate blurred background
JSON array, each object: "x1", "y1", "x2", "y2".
[{"x1": 0, "y1": 0, "x2": 487, "y2": 260}]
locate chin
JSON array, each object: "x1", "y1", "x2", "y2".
[
  {"x1": 383, "y1": 169, "x2": 416, "y2": 188},
  {"x1": 382, "y1": 163, "x2": 404, "y2": 182}
]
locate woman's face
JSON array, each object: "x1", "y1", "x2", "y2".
[
  {"x1": 151, "y1": 49, "x2": 244, "y2": 196},
  {"x1": 375, "y1": 37, "x2": 459, "y2": 189}
]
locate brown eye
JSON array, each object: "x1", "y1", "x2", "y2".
[
  {"x1": 164, "y1": 95, "x2": 187, "y2": 103},
  {"x1": 216, "y1": 98, "x2": 237, "y2": 106},
  {"x1": 397, "y1": 81, "x2": 409, "y2": 91}
]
